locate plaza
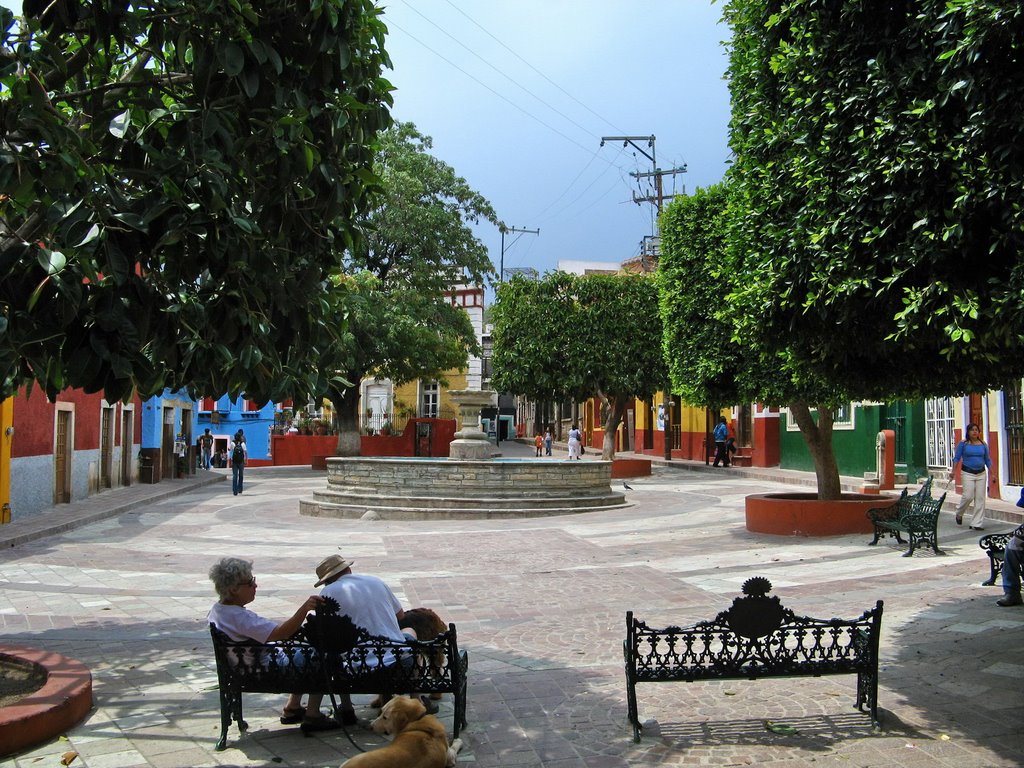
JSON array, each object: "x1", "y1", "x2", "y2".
[{"x1": 1, "y1": 442, "x2": 1021, "y2": 767}]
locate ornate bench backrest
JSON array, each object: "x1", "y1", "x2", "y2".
[
  {"x1": 627, "y1": 577, "x2": 884, "y2": 681},
  {"x1": 209, "y1": 623, "x2": 318, "y2": 690},
  {"x1": 301, "y1": 600, "x2": 460, "y2": 689}
]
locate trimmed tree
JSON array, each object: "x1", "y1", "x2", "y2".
[
  {"x1": 659, "y1": 183, "x2": 847, "y2": 499},
  {"x1": 491, "y1": 271, "x2": 668, "y2": 460},
  {"x1": 0, "y1": 0, "x2": 391, "y2": 403},
  {"x1": 723, "y1": 0, "x2": 1024, "y2": 397},
  {"x1": 325, "y1": 122, "x2": 499, "y2": 455}
]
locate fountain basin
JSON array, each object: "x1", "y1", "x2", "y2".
[{"x1": 299, "y1": 456, "x2": 628, "y2": 519}]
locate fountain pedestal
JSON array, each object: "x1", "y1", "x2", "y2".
[{"x1": 448, "y1": 388, "x2": 496, "y2": 461}]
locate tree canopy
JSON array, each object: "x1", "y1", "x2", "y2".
[
  {"x1": 659, "y1": 183, "x2": 846, "y2": 497},
  {"x1": 0, "y1": 0, "x2": 392, "y2": 403},
  {"x1": 491, "y1": 271, "x2": 667, "y2": 459},
  {"x1": 724, "y1": 0, "x2": 1024, "y2": 399},
  {"x1": 325, "y1": 122, "x2": 499, "y2": 454}
]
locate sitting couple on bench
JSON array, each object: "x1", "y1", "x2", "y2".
[{"x1": 207, "y1": 553, "x2": 436, "y2": 733}]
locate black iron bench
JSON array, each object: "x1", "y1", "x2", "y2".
[
  {"x1": 867, "y1": 479, "x2": 946, "y2": 556},
  {"x1": 210, "y1": 602, "x2": 468, "y2": 751},
  {"x1": 623, "y1": 577, "x2": 883, "y2": 743},
  {"x1": 980, "y1": 531, "x2": 1017, "y2": 586}
]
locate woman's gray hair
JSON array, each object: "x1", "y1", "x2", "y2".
[{"x1": 209, "y1": 557, "x2": 253, "y2": 600}]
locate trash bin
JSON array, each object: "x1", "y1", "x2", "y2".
[{"x1": 139, "y1": 455, "x2": 155, "y2": 484}]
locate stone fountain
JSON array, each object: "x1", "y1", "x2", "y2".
[{"x1": 299, "y1": 388, "x2": 628, "y2": 520}]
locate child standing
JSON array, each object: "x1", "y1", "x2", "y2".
[{"x1": 535, "y1": 433, "x2": 544, "y2": 456}]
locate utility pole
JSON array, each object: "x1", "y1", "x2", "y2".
[
  {"x1": 499, "y1": 226, "x2": 540, "y2": 282},
  {"x1": 601, "y1": 135, "x2": 686, "y2": 461}
]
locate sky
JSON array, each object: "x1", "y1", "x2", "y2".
[
  {"x1": 1, "y1": 0, "x2": 734, "y2": 282},
  {"x1": 379, "y1": 0, "x2": 734, "y2": 281}
]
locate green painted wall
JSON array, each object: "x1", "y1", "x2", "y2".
[{"x1": 780, "y1": 402, "x2": 928, "y2": 480}]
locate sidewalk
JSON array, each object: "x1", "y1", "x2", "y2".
[
  {"x1": 525, "y1": 436, "x2": 1024, "y2": 527},
  {"x1": 1, "y1": 455, "x2": 1022, "y2": 767},
  {"x1": 0, "y1": 470, "x2": 225, "y2": 549}
]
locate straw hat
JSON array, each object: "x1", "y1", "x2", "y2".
[{"x1": 314, "y1": 554, "x2": 354, "y2": 587}]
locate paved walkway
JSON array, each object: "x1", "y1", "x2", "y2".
[{"x1": 1, "y1": 450, "x2": 1022, "y2": 767}]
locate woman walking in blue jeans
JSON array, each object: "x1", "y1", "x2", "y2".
[{"x1": 952, "y1": 423, "x2": 991, "y2": 530}]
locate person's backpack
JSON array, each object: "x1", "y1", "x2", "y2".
[{"x1": 231, "y1": 442, "x2": 245, "y2": 464}]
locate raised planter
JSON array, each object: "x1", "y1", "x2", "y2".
[
  {"x1": 611, "y1": 458, "x2": 652, "y2": 479},
  {"x1": 745, "y1": 492, "x2": 897, "y2": 536},
  {"x1": 0, "y1": 646, "x2": 92, "y2": 758}
]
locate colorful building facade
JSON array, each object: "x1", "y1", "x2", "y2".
[{"x1": 3, "y1": 387, "x2": 142, "y2": 521}]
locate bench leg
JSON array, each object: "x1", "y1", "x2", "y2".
[
  {"x1": 982, "y1": 556, "x2": 1002, "y2": 586},
  {"x1": 625, "y1": 670, "x2": 642, "y2": 742},
  {"x1": 216, "y1": 688, "x2": 237, "y2": 751}
]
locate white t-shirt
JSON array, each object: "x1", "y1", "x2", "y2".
[
  {"x1": 320, "y1": 573, "x2": 405, "y2": 643},
  {"x1": 207, "y1": 602, "x2": 278, "y2": 643}
]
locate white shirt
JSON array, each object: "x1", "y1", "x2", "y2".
[
  {"x1": 320, "y1": 573, "x2": 405, "y2": 642},
  {"x1": 207, "y1": 602, "x2": 277, "y2": 643}
]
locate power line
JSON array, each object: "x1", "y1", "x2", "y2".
[
  {"x1": 442, "y1": 0, "x2": 628, "y2": 136},
  {"x1": 395, "y1": 0, "x2": 603, "y2": 141},
  {"x1": 386, "y1": 19, "x2": 629, "y2": 168}
]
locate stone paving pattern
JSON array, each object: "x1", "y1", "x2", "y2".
[{"x1": 1, "y1": 442, "x2": 1022, "y2": 767}]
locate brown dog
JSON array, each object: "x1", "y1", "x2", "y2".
[
  {"x1": 400, "y1": 608, "x2": 448, "y2": 700},
  {"x1": 340, "y1": 695, "x2": 462, "y2": 768},
  {"x1": 399, "y1": 607, "x2": 447, "y2": 641}
]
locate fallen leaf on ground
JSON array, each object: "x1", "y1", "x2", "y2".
[
  {"x1": 60, "y1": 752, "x2": 78, "y2": 766},
  {"x1": 764, "y1": 720, "x2": 798, "y2": 735}
]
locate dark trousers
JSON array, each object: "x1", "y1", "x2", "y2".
[
  {"x1": 713, "y1": 441, "x2": 730, "y2": 467},
  {"x1": 232, "y1": 464, "x2": 244, "y2": 494}
]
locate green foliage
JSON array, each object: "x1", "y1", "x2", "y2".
[
  {"x1": 659, "y1": 183, "x2": 846, "y2": 409},
  {"x1": 724, "y1": 0, "x2": 1024, "y2": 399},
  {"x1": 0, "y1": 0, "x2": 392, "y2": 402},
  {"x1": 323, "y1": 122, "x2": 498, "y2": 450},
  {"x1": 492, "y1": 271, "x2": 668, "y2": 409},
  {"x1": 658, "y1": 184, "x2": 742, "y2": 407}
]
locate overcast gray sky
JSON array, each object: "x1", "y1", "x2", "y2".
[{"x1": 380, "y1": 1, "x2": 733, "y2": 279}]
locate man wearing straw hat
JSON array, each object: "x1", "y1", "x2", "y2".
[{"x1": 313, "y1": 554, "x2": 437, "y2": 721}]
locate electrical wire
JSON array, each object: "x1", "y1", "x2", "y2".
[{"x1": 387, "y1": 18, "x2": 628, "y2": 168}]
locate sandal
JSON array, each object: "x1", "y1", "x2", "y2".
[
  {"x1": 280, "y1": 706, "x2": 305, "y2": 725},
  {"x1": 300, "y1": 713, "x2": 341, "y2": 734}
]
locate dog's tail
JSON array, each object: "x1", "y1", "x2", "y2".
[{"x1": 446, "y1": 737, "x2": 464, "y2": 767}]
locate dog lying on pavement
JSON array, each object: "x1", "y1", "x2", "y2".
[{"x1": 340, "y1": 695, "x2": 463, "y2": 768}]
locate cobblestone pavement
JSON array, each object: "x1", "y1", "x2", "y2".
[{"x1": 1, "y1": 448, "x2": 1022, "y2": 767}]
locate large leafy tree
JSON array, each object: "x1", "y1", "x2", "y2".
[
  {"x1": 723, "y1": 0, "x2": 1024, "y2": 398},
  {"x1": 491, "y1": 272, "x2": 668, "y2": 460},
  {"x1": 0, "y1": 0, "x2": 391, "y2": 403},
  {"x1": 659, "y1": 184, "x2": 847, "y2": 498},
  {"x1": 325, "y1": 122, "x2": 499, "y2": 455}
]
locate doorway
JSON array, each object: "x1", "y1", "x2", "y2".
[
  {"x1": 161, "y1": 407, "x2": 175, "y2": 480},
  {"x1": 54, "y1": 409, "x2": 72, "y2": 503},
  {"x1": 121, "y1": 409, "x2": 133, "y2": 487}
]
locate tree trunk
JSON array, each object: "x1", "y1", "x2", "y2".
[
  {"x1": 331, "y1": 383, "x2": 363, "y2": 457},
  {"x1": 788, "y1": 401, "x2": 842, "y2": 500},
  {"x1": 598, "y1": 390, "x2": 627, "y2": 461}
]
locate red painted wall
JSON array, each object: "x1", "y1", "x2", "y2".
[
  {"x1": 271, "y1": 435, "x2": 338, "y2": 466},
  {"x1": 11, "y1": 387, "x2": 141, "y2": 458},
  {"x1": 754, "y1": 414, "x2": 780, "y2": 467},
  {"x1": 271, "y1": 419, "x2": 457, "y2": 464}
]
